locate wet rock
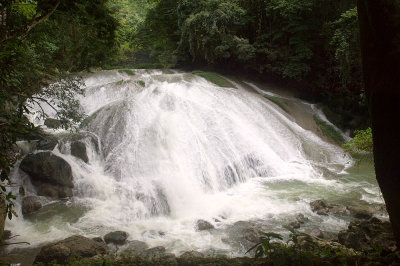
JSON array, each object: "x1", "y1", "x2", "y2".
[
  {"x1": 34, "y1": 235, "x2": 107, "y2": 264},
  {"x1": 22, "y1": 196, "x2": 42, "y2": 215},
  {"x1": 224, "y1": 221, "x2": 261, "y2": 252},
  {"x1": 58, "y1": 132, "x2": 100, "y2": 154},
  {"x1": 2, "y1": 230, "x2": 12, "y2": 240},
  {"x1": 296, "y1": 213, "x2": 309, "y2": 224},
  {"x1": 347, "y1": 205, "x2": 374, "y2": 219},
  {"x1": 36, "y1": 134, "x2": 58, "y2": 151},
  {"x1": 196, "y1": 219, "x2": 214, "y2": 231},
  {"x1": 179, "y1": 250, "x2": 205, "y2": 259},
  {"x1": 44, "y1": 118, "x2": 62, "y2": 129},
  {"x1": 92, "y1": 237, "x2": 104, "y2": 243},
  {"x1": 310, "y1": 199, "x2": 347, "y2": 216},
  {"x1": 20, "y1": 152, "x2": 73, "y2": 188},
  {"x1": 297, "y1": 235, "x2": 356, "y2": 255},
  {"x1": 104, "y1": 231, "x2": 129, "y2": 245},
  {"x1": 0, "y1": 246, "x2": 41, "y2": 266},
  {"x1": 71, "y1": 141, "x2": 89, "y2": 163},
  {"x1": 288, "y1": 221, "x2": 301, "y2": 229},
  {"x1": 338, "y1": 217, "x2": 396, "y2": 253},
  {"x1": 138, "y1": 246, "x2": 176, "y2": 262},
  {"x1": 124, "y1": 240, "x2": 149, "y2": 255},
  {"x1": 309, "y1": 228, "x2": 324, "y2": 239},
  {"x1": 310, "y1": 199, "x2": 330, "y2": 215},
  {"x1": 33, "y1": 182, "x2": 72, "y2": 199}
]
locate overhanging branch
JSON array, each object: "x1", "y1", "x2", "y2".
[{"x1": 0, "y1": 1, "x2": 60, "y2": 44}]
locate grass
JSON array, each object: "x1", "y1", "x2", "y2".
[
  {"x1": 192, "y1": 70, "x2": 236, "y2": 88},
  {"x1": 263, "y1": 95, "x2": 289, "y2": 113},
  {"x1": 118, "y1": 69, "x2": 135, "y2": 76},
  {"x1": 313, "y1": 115, "x2": 345, "y2": 144}
]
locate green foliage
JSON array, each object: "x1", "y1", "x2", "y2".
[
  {"x1": 118, "y1": 69, "x2": 135, "y2": 75},
  {"x1": 263, "y1": 95, "x2": 289, "y2": 113},
  {"x1": 313, "y1": 115, "x2": 345, "y2": 144},
  {"x1": 0, "y1": 0, "x2": 118, "y2": 219},
  {"x1": 343, "y1": 127, "x2": 373, "y2": 156},
  {"x1": 137, "y1": 80, "x2": 146, "y2": 87},
  {"x1": 192, "y1": 71, "x2": 235, "y2": 88}
]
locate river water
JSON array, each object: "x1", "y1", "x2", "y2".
[{"x1": 7, "y1": 70, "x2": 383, "y2": 256}]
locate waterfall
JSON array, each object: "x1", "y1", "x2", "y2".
[{"x1": 7, "y1": 70, "x2": 381, "y2": 256}]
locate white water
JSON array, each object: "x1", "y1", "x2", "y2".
[{"x1": 7, "y1": 70, "x2": 383, "y2": 256}]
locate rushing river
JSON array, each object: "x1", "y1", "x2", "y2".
[{"x1": 7, "y1": 70, "x2": 383, "y2": 256}]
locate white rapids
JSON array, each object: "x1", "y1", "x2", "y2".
[{"x1": 7, "y1": 69, "x2": 382, "y2": 256}]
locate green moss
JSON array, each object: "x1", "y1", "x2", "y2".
[
  {"x1": 263, "y1": 95, "x2": 289, "y2": 113},
  {"x1": 133, "y1": 63, "x2": 165, "y2": 69},
  {"x1": 192, "y1": 71, "x2": 236, "y2": 88},
  {"x1": 137, "y1": 80, "x2": 145, "y2": 87},
  {"x1": 118, "y1": 69, "x2": 135, "y2": 75},
  {"x1": 314, "y1": 115, "x2": 345, "y2": 144}
]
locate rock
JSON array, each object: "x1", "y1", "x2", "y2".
[
  {"x1": 310, "y1": 199, "x2": 347, "y2": 216},
  {"x1": 2, "y1": 230, "x2": 12, "y2": 240},
  {"x1": 71, "y1": 141, "x2": 89, "y2": 163},
  {"x1": 36, "y1": 134, "x2": 58, "y2": 151},
  {"x1": 179, "y1": 250, "x2": 205, "y2": 259},
  {"x1": 243, "y1": 227, "x2": 260, "y2": 243},
  {"x1": 34, "y1": 235, "x2": 107, "y2": 264},
  {"x1": 296, "y1": 213, "x2": 309, "y2": 224},
  {"x1": 124, "y1": 240, "x2": 149, "y2": 255},
  {"x1": 22, "y1": 196, "x2": 42, "y2": 215},
  {"x1": 223, "y1": 221, "x2": 261, "y2": 252},
  {"x1": 338, "y1": 217, "x2": 396, "y2": 253},
  {"x1": 347, "y1": 205, "x2": 374, "y2": 219},
  {"x1": 104, "y1": 231, "x2": 129, "y2": 245},
  {"x1": 20, "y1": 152, "x2": 74, "y2": 199},
  {"x1": 92, "y1": 237, "x2": 104, "y2": 243},
  {"x1": 44, "y1": 118, "x2": 62, "y2": 129},
  {"x1": 58, "y1": 132, "x2": 100, "y2": 155},
  {"x1": 33, "y1": 182, "x2": 72, "y2": 199},
  {"x1": 289, "y1": 221, "x2": 301, "y2": 229},
  {"x1": 196, "y1": 219, "x2": 214, "y2": 231},
  {"x1": 310, "y1": 199, "x2": 330, "y2": 215},
  {"x1": 309, "y1": 228, "x2": 324, "y2": 239},
  {"x1": 297, "y1": 235, "x2": 356, "y2": 255},
  {"x1": 138, "y1": 246, "x2": 176, "y2": 262},
  {"x1": 0, "y1": 197, "x2": 7, "y2": 240},
  {"x1": 20, "y1": 152, "x2": 73, "y2": 188}
]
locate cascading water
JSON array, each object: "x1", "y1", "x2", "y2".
[{"x1": 7, "y1": 70, "x2": 383, "y2": 256}]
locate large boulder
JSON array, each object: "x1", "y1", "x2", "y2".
[
  {"x1": 71, "y1": 141, "x2": 89, "y2": 163},
  {"x1": 104, "y1": 231, "x2": 129, "y2": 245},
  {"x1": 346, "y1": 205, "x2": 374, "y2": 219},
  {"x1": 338, "y1": 217, "x2": 396, "y2": 253},
  {"x1": 20, "y1": 152, "x2": 73, "y2": 199},
  {"x1": 34, "y1": 235, "x2": 107, "y2": 264},
  {"x1": 21, "y1": 196, "x2": 42, "y2": 216}
]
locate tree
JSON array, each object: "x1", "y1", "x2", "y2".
[{"x1": 357, "y1": 0, "x2": 400, "y2": 247}]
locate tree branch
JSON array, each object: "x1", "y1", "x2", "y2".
[{"x1": 0, "y1": 1, "x2": 60, "y2": 44}]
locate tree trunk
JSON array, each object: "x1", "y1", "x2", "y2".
[{"x1": 357, "y1": 0, "x2": 400, "y2": 247}]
